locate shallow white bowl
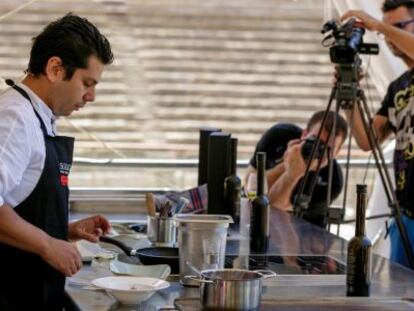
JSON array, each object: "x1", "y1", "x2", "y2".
[{"x1": 91, "y1": 276, "x2": 169, "y2": 305}]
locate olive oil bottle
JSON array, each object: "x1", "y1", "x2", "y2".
[
  {"x1": 250, "y1": 152, "x2": 270, "y2": 253},
  {"x1": 346, "y1": 184, "x2": 371, "y2": 297}
]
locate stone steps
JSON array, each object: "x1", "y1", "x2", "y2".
[{"x1": 0, "y1": 0, "x2": 380, "y2": 162}]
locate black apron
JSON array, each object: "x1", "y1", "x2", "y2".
[{"x1": 0, "y1": 84, "x2": 74, "y2": 310}]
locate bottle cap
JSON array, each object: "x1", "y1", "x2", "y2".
[
  {"x1": 256, "y1": 152, "x2": 266, "y2": 161},
  {"x1": 356, "y1": 184, "x2": 367, "y2": 193}
]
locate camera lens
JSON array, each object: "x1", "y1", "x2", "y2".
[{"x1": 301, "y1": 137, "x2": 325, "y2": 160}]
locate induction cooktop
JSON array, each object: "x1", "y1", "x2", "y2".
[{"x1": 224, "y1": 254, "x2": 346, "y2": 275}]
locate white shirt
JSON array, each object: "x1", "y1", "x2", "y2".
[{"x1": 0, "y1": 83, "x2": 57, "y2": 207}]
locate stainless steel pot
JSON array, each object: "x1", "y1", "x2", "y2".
[{"x1": 186, "y1": 269, "x2": 276, "y2": 310}]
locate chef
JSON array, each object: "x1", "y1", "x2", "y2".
[{"x1": 0, "y1": 13, "x2": 113, "y2": 310}]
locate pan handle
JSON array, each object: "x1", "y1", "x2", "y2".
[
  {"x1": 99, "y1": 236, "x2": 136, "y2": 256},
  {"x1": 254, "y1": 270, "x2": 277, "y2": 279}
]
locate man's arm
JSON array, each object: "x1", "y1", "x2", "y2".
[
  {"x1": 266, "y1": 162, "x2": 286, "y2": 188},
  {"x1": 244, "y1": 163, "x2": 285, "y2": 193},
  {"x1": 246, "y1": 158, "x2": 301, "y2": 210},
  {"x1": 344, "y1": 105, "x2": 391, "y2": 151},
  {"x1": 268, "y1": 141, "x2": 306, "y2": 210},
  {"x1": 0, "y1": 203, "x2": 82, "y2": 276},
  {"x1": 341, "y1": 10, "x2": 414, "y2": 61},
  {"x1": 268, "y1": 167, "x2": 303, "y2": 211}
]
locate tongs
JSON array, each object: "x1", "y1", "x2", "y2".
[{"x1": 159, "y1": 200, "x2": 173, "y2": 218}]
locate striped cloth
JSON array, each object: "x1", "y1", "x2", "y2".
[{"x1": 155, "y1": 184, "x2": 207, "y2": 215}]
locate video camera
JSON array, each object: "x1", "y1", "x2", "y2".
[
  {"x1": 321, "y1": 18, "x2": 379, "y2": 64},
  {"x1": 321, "y1": 18, "x2": 379, "y2": 105}
]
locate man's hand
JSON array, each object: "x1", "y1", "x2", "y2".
[
  {"x1": 283, "y1": 139, "x2": 321, "y2": 179},
  {"x1": 340, "y1": 10, "x2": 382, "y2": 32},
  {"x1": 41, "y1": 237, "x2": 82, "y2": 276},
  {"x1": 68, "y1": 215, "x2": 111, "y2": 243},
  {"x1": 283, "y1": 139, "x2": 307, "y2": 179}
]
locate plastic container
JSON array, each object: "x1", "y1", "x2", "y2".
[{"x1": 174, "y1": 214, "x2": 233, "y2": 286}]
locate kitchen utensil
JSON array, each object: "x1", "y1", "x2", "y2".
[
  {"x1": 147, "y1": 216, "x2": 177, "y2": 247},
  {"x1": 174, "y1": 214, "x2": 233, "y2": 286},
  {"x1": 91, "y1": 276, "x2": 169, "y2": 305},
  {"x1": 175, "y1": 297, "x2": 414, "y2": 311},
  {"x1": 159, "y1": 200, "x2": 173, "y2": 218},
  {"x1": 77, "y1": 240, "x2": 116, "y2": 262},
  {"x1": 99, "y1": 236, "x2": 179, "y2": 274},
  {"x1": 146, "y1": 193, "x2": 156, "y2": 217},
  {"x1": 186, "y1": 269, "x2": 276, "y2": 310}
]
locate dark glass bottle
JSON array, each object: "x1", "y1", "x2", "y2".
[
  {"x1": 346, "y1": 184, "x2": 371, "y2": 297},
  {"x1": 250, "y1": 152, "x2": 270, "y2": 253},
  {"x1": 224, "y1": 138, "x2": 242, "y2": 223}
]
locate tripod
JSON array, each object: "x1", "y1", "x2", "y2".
[{"x1": 293, "y1": 57, "x2": 414, "y2": 269}]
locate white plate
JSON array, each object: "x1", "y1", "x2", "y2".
[
  {"x1": 76, "y1": 240, "x2": 116, "y2": 262},
  {"x1": 91, "y1": 276, "x2": 169, "y2": 305},
  {"x1": 110, "y1": 260, "x2": 171, "y2": 279}
]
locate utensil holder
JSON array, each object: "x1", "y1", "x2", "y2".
[{"x1": 147, "y1": 216, "x2": 177, "y2": 247}]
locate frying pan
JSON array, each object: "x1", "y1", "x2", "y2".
[{"x1": 99, "y1": 236, "x2": 179, "y2": 274}]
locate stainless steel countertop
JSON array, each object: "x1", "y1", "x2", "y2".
[{"x1": 66, "y1": 208, "x2": 414, "y2": 310}]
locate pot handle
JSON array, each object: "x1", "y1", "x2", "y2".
[
  {"x1": 184, "y1": 275, "x2": 214, "y2": 284},
  {"x1": 255, "y1": 270, "x2": 277, "y2": 279}
]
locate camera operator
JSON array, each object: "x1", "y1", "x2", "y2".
[
  {"x1": 245, "y1": 111, "x2": 348, "y2": 228},
  {"x1": 340, "y1": 0, "x2": 414, "y2": 269}
]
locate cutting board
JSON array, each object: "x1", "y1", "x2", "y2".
[{"x1": 174, "y1": 297, "x2": 414, "y2": 311}]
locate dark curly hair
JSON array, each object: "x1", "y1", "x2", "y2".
[
  {"x1": 382, "y1": 0, "x2": 414, "y2": 15},
  {"x1": 27, "y1": 13, "x2": 113, "y2": 80}
]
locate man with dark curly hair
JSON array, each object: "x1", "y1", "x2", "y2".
[{"x1": 0, "y1": 13, "x2": 114, "y2": 309}]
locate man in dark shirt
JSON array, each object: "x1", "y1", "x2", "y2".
[
  {"x1": 245, "y1": 111, "x2": 348, "y2": 228},
  {"x1": 342, "y1": 0, "x2": 414, "y2": 268}
]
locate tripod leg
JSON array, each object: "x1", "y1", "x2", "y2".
[{"x1": 295, "y1": 86, "x2": 337, "y2": 217}]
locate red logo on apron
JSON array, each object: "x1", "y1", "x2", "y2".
[{"x1": 60, "y1": 175, "x2": 68, "y2": 186}]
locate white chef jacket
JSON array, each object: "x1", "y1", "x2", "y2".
[{"x1": 0, "y1": 83, "x2": 57, "y2": 207}]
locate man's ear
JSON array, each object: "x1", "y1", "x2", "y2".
[{"x1": 45, "y1": 56, "x2": 65, "y2": 82}]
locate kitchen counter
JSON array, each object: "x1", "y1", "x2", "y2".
[{"x1": 66, "y1": 208, "x2": 414, "y2": 310}]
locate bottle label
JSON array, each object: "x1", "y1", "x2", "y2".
[{"x1": 346, "y1": 239, "x2": 371, "y2": 296}]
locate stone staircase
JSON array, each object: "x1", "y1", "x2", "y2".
[{"x1": 0, "y1": 0, "x2": 380, "y2": 160}]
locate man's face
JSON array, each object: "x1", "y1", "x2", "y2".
[
  {"x1": 383, "y1": 6, "x2": 414, "y2": 58},
  {"x1": 51, "y1": 55, "x2": 104, "y2": 116},
  {"x1": 302, "y1": 123, "x2": 345, "y2": 158}
]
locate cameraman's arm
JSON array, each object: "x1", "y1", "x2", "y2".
[
  {"x1": 345, "y1": 105, "x2": 391, "y2": 151},
  {"x1": 341, "y1": 10, "x2": 414, "y2": 60},
  {"x1": 380, "y1": 23, "x2": 414, "y2": 60}
]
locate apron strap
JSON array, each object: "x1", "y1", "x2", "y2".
[{"x1": 6, "y1": 79, "x2": 49, "y2": 136}]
